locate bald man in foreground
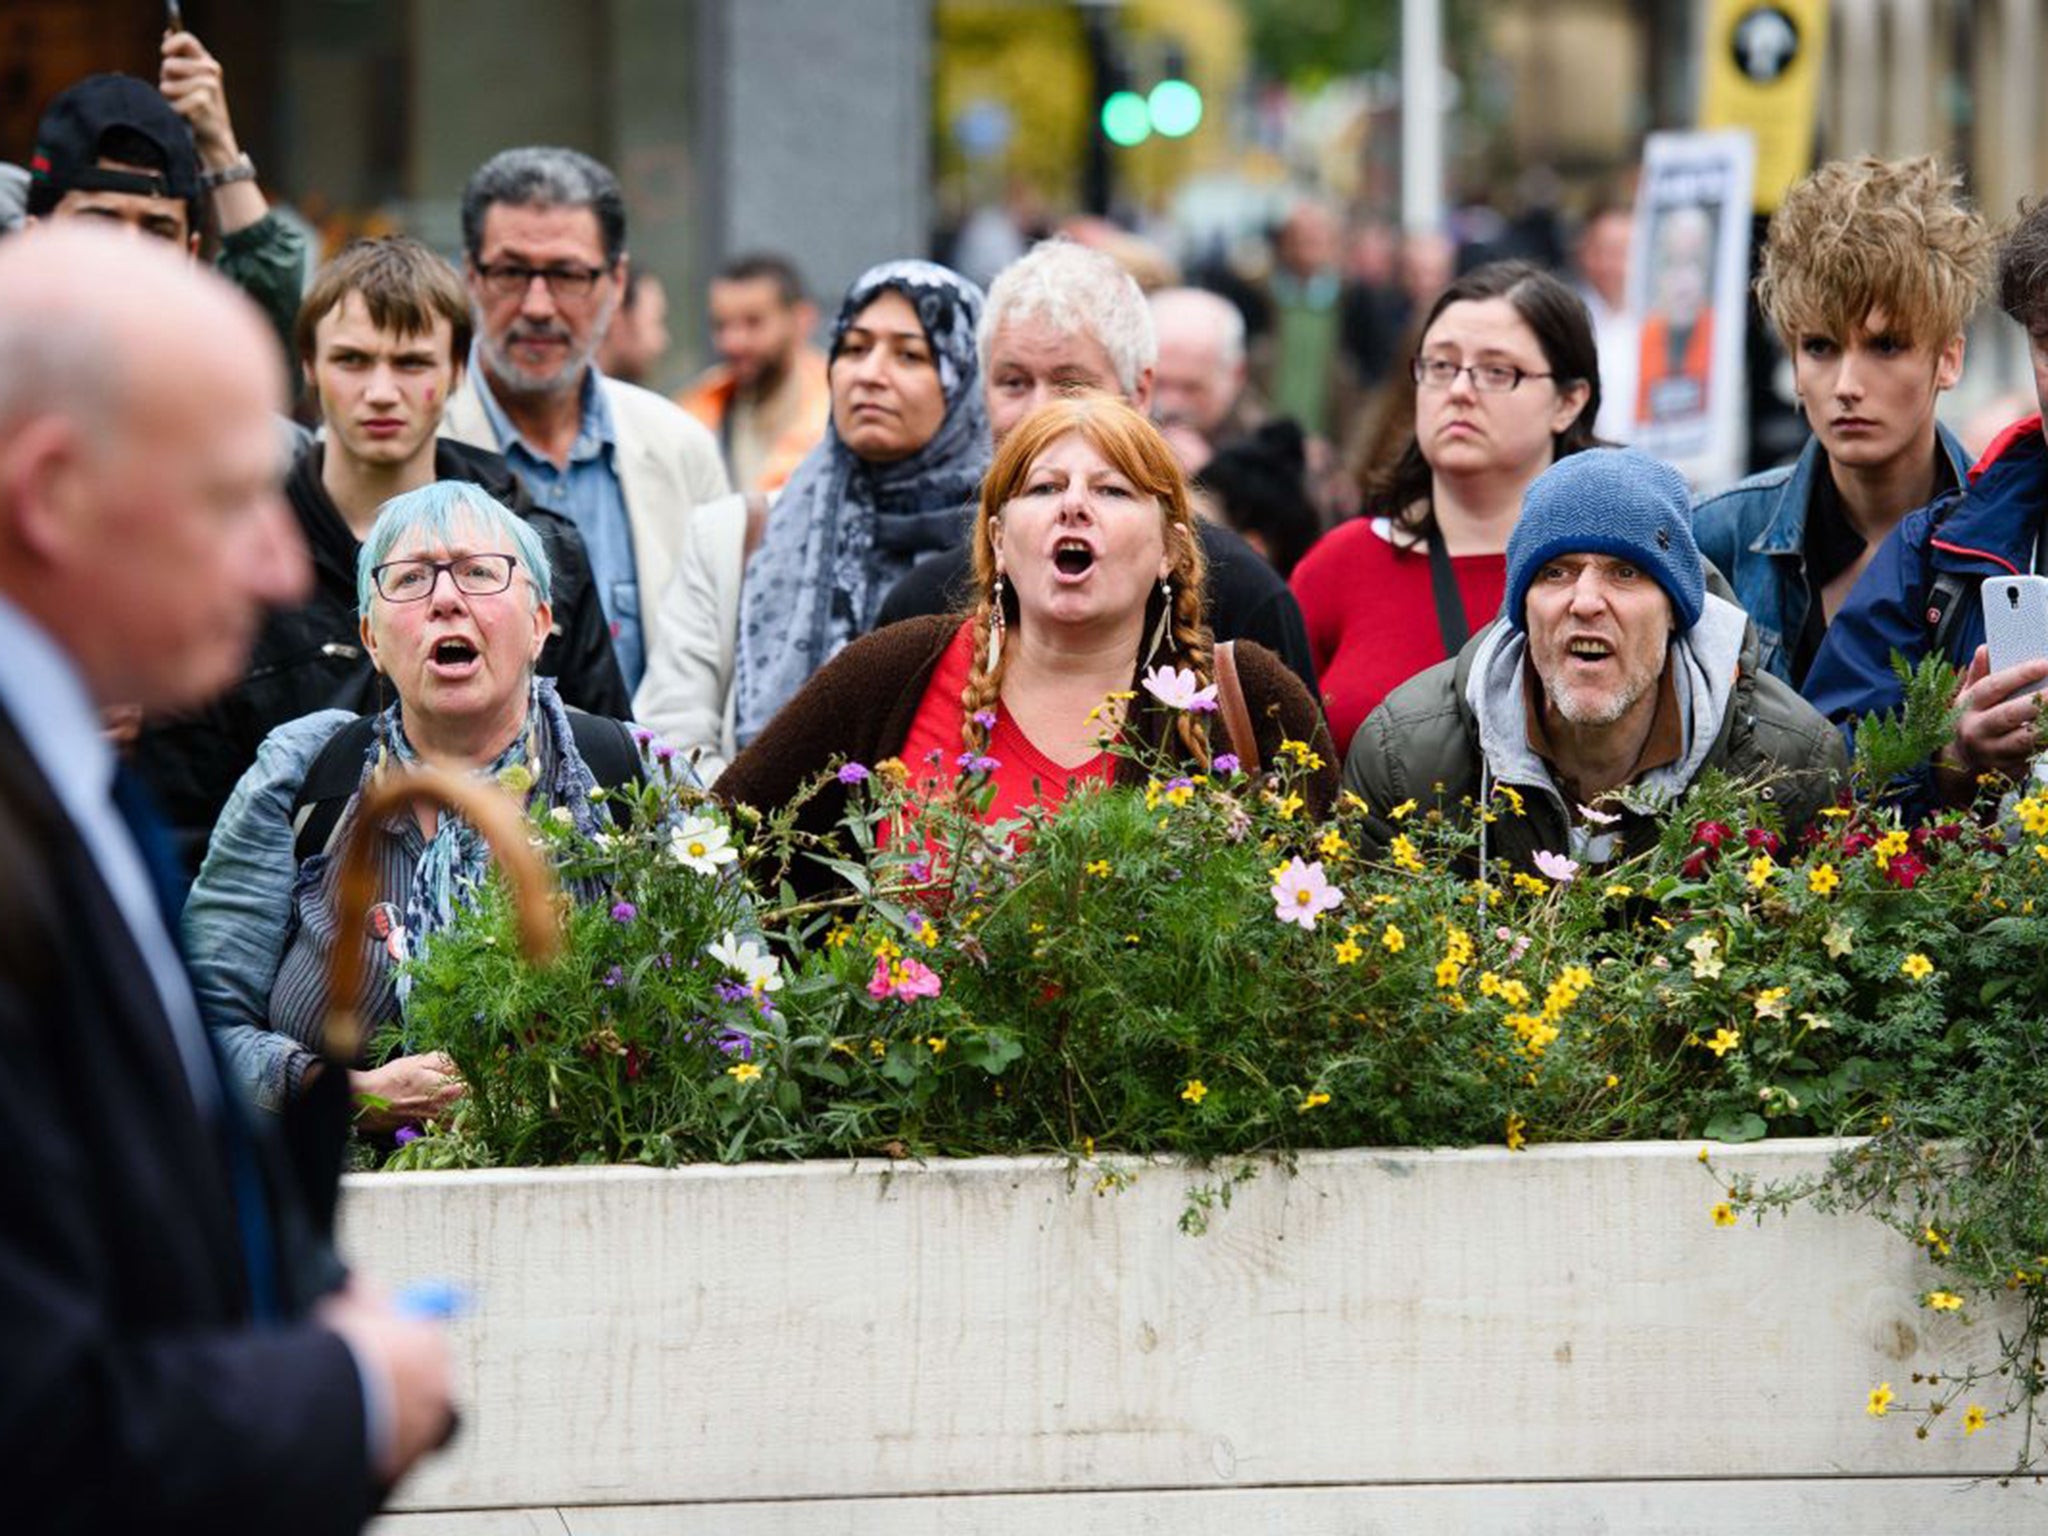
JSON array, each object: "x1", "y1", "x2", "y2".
[{"x1": 0, "y1": 227, "x2": 451, "y2": 1530}]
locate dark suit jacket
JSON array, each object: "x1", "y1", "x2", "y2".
[{"x1": 0, "y1": 707, "x2": 374, "y2": 1533}]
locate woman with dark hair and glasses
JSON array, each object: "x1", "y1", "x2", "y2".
[
  {"x1": 1290, "y1": 260, "x2": 1599, "y2": 755},
  {"x1": 183, "y1": 480, "x2": 647, "y2": 1131}
]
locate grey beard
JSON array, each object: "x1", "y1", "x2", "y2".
[
  {"x1": 479, "y1": 298, "x2": 616, "y2": 398},
  {"x1": 1545, "y1": 668, "x2": 1651, "y2": 728}
]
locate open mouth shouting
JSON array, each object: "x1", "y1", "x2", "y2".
[
  {"x1": 1052, "y1": 537, "x2": 1097, "y2": 581},
  {"x1": 1564, "y1": 635, "x2": 1616, "y2": 666},
  {"x1": 428, "y1": 635, "x2": 482, "y2": 679}
]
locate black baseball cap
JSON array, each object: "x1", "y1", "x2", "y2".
[{"x1": 25, "y1": 74, "x2": 202, "y2": 220}]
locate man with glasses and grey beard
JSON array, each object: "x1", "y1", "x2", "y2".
[{"x1": 441, "y1": 146, "x2": 728, "y2": 693}]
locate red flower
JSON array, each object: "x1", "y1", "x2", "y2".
[
  {"x1": 1744, "y1": 827, "x2": 1783, "y2": 856},
  {"x1": 1883, "y1": 852, "x2": 1930, "y2": 889},
  {"x1": 1925, "y1": 821, "x2": 1964, "y2": 844},
  {"x1": 625, "y1": 1045, "x2": 643, "y2": 1081},
  {"x1": 1681, "y1": 848, "x2": 1716, "y2": 880},
  {"x1": 1841, "y1": 831, "x2": 1876, "y2": 858},
  {"x1": 1692, "y1": 821, "x2": 1732, "y2": 850}
]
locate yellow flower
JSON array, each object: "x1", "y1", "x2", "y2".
[
  {"x1": 1807, "y1": 863, "x2": 1840, "y2": 896},
  {"x1": 872, "y1": 936, "x2": 901, "y2": 962},
  {"x1": 1333, "y1": 937, "x2": 1364, "y2": 965},
  {"x1": 1604, "y1": 883, "x2": 1634, "y2": 899},
  {"x1": 1753, "y1": 987, "x2": 1790, "y2": 1020},
  {"x1": 1389, "y1": 834, "x2": 1425, "y2": 874},
  {"x1": 2016, "y1": 797, "x2": 2048, "y2": 836},
  {"x1": 1274, "y1": 791, "x2": 1305, "y2": 821},
  {"x1": 726, "y1": 1061, "x2": 763, "y2": 1084},
  {"x1": 915, "y1": 920, "x2": 939, "y2": 947},
  {"x1": 1872, "y1": 828, "x2": 1909, "y2": 871},
  {"x1": 1389, "y1": 798, "x2": 1418, "y2": 820},
  {"x1": 1603, "y1": 1073, "x2": 1619, "y2": 1088},
  {"x1": 1901, "y1": 952, "x2": 1935, "y2": 982},
  {"x1": 1511, "y1": 872, "x2": 1550, "y2": 897},
  {"x1": 1819, "y1": 805, "x2": 1852, "y2": 819},
  {"x1": 1318, "y1": 828, "x2": 1351, "y2": 860},
  {"x1": 1697, "y1": 1146, "x2": 1711, "y2": 1164},
  {"x1": 824, "y1": 923, "x2": 852, "y2": 950},
  {"x1": 1866, "y1": 1382, "x2": 1895, "y2": 1418},
  {"x1": 1746, "y1": 854, "x2": 1776, "y2": 889},
  {"x1": 1279, "y1": 738, "x2": 1325, "y2": 771},
  {"x1": 1180, "y1": 1079, "x2": 1209, "y2": 1105},
  {"x1": 1085, "y1": 859, "x2": 1112, "y2": 878},
  {"x1": 1164, "y1": 782, "x2": 1194, "y2": 808},
  {"x1": 1924, "y1": 1224, "x2": 1952, "y2": 1257},
  {"x1": 1298, "y1": 1091, "x2": 1331, "y2": 1112},
  {"x1": 1381, "y1": 924, "x2": 1407, "y2": 953},
  {"x1": 927, "y1": 1037, "x2": 947, "y2": 1055},
  {"x1": 1823, "y1": 922, "x2": 1855, "y2": 959},
  {"x1": 1963, "y1": 1404, "x2": 1988, "y2": 1436},
  {"x1": 1712, "y1": 1202, "x2": 1738, "y2": 1228},
  {"x1": 1498, "y1": 978, "x2": 1530, "y2": 1008},
  {"x1": 868, "y1": 1038, "x2": 886, "y2": 1058},
  {"x1": 1924, "y1": 1290, "x2": 1964, "y2": 1312},
  {"x1": 1504, "y1": 1113, "x2": 1527, "y2": 1152},
  {"x1": 1705, "y1": 1027, "x2": 1741, "y2": 1058},
  {"x1": 1434, "y1": 958, "x2": 1463, "y2": 989}
]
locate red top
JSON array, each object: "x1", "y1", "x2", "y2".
[
  {"x1": 893, "y1": 622, "x2": 1116, "y2": 830},
  {"x1": 1288, "y1": 516, "x2": 1506, "y2": 757}
]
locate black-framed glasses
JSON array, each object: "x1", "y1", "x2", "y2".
[
  {"x1": 1410, "y1": 357, "x2": 1556, "y2": 393},
  {"x1": 371, "y1": 554, "x2": 519, "y2": 603},
  {"x1": 474, "y1": 261, "x2": 607, "y2": 300}
]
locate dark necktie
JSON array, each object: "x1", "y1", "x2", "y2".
[{"x1": 109, "y1": 763, "x2": 281, "y2": 1323}]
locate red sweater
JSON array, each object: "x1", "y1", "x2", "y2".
[{"x1": 1288, "y1": 517, "x2": 1506, "y2": 756}]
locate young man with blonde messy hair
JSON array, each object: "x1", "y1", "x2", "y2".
[{"x1": 1694, "y1": 156, "x2": 1991, "y2": 688}]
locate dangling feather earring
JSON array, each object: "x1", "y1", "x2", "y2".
[
  {"x1": 988, "y1": 573, "x2": 1006, "y2": 672},
  {"x1": 1143, "y1": 577, "x2": 1173, "y2": 664}
]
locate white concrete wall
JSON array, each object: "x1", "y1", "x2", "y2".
[{"x1": 347, "y1": 1141, "x2": 2047, "y2": 1530}]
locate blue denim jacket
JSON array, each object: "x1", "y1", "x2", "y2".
[{"x1": 1690, "y1": 425, "x2": 1970, "y2": 685}]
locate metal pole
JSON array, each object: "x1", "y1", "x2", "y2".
[{"x1": 1401, "y1": 0, "x2": 1444, "y2": 233}]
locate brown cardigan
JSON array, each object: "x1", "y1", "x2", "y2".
[{"x1": 716, "y1": 614, "x2": 1336, "y2": 896}]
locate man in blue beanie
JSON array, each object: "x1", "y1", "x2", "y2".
[{"x1": 1344, "y1": 450, "x2": 1846, "y2": 870}]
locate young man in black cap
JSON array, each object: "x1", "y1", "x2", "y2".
[{"x1": 25, "y1": 28, "x2": 306, "y2": 357}]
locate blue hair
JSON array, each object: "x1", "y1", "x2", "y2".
[{"x1": 357, "y1": 480, "x2": 553, "y2": 615}]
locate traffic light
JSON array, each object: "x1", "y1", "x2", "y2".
[{"x1": 1100, "y1": 89, "x2": 1151, "y2": 147}]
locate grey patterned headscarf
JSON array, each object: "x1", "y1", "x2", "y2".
[{"x1": 732, "y1": 259, "x2": 990, "y2": 744}]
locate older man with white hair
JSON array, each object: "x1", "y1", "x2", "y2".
[
  {"x1": 1149, "y1": 285, "x2": 1260, "y2": 467},
  {"x1": 873, "y1": 238, "x2": 1318, "y2": 692}
]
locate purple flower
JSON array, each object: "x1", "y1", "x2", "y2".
[
  {"x1": 655, "y1": 951, "x2": 673, "y2": 970},
  {"x1": 838, "y1": 762, "x2": 871, "y2": 784},
  {"x1": 603, "y1": 964, "x2": 625, "y2": 988},
  {"x1": 714, "y1": 979, "x2": 755, "y2": 1005},
  {"x1": 906, "y1": 856, "x2": 933, "y2": 883},
  {"x1": 956, "y1": 752, "x2": 1001, "y2": 775},
  {"x1": 972, "y1": 708, "x2": 998, "y2": 730},
  {"x1": 631, "y1": 727, "x2": 654, "y2": 746},
  {"x1": 393, "y1": 1126, "x2": 421, "y2": 1146},
  {"x1": 654, "y1": 743, "x2": 677, "y2": 764},
  {"x1": 716, "y1": 1028, "x2": 755, "y2": 1060},
  {"x1": 610, "y1": 901, "x2": 638, "y2": 923},
  {"x1": 1213, "y1": 753, "x2": 1240, "y2": 774}
]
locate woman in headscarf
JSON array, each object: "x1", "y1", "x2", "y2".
[{"x1": 634, "y1": 260, "x2": 990, "y2": 776}]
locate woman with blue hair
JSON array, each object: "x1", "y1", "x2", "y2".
[{"x1": 184, "y1": 480, "x2": 640, "y2": 1129}]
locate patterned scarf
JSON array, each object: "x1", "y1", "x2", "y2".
[
  {"x1": 732, "y1": 259, "x2": 991, "y2": 745},
  {"x1": 372, "y1": 677, "x2": 605, "y2": 996}
]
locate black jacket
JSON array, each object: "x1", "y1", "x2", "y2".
[
  {"x1": 134, "y1": 438, "x2": 630, "y2": 873},
  {"x1": 871, "y1": 518, "x2": 1321, "y2": 699},
  {"x1": 0, "y1": 707, "x2": 373, "y2": 1533}
]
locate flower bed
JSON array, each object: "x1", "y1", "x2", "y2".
[
  {"x1": 352, "y1": 1143, "x2": 2048, "y2": 1532},
  {"x1": 372, "y1": 659, "x2": 2048, "y2": 1473}
]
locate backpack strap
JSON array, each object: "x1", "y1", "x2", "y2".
[
  {"x1": 290, "y1": 714, "x2": 380, "y2": 863},
  {"x1": 289, "y1": 710, "x2": 643, "y2": 863},
  {"x1": 1924, "y1": 570, "x2": 1974, "y2": 665},
  {"x1": 1213, "y1": 640, "x2": 1262, "y2": 774}
]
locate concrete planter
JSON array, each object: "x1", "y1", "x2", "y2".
[{"x1": 350, "y1": 1140, "x2": 2046, "y2": 1533}]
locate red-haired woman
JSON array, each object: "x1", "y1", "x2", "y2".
[{"x1": 717, "y1": 395, "x2": 1333, "y2": 885}]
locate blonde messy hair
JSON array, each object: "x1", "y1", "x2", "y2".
[
  {"x1": 1757, "y1": 156, "x2": 1992, "y2": 351},
  {"x1": 964, "y1": 394, "x2": 1211, "y2": 768}
]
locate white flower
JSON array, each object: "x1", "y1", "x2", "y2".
[
  {"x1": 1140, "y1": 664, "x2": 1219, "y2": 714},
  {"x1": 1532, "y1": 849, "x2": 1580, "y2": 883},
  {"x1": 1270, "y1": 857, "x2": 1343, "y2": 931},
  {"x1": 708, "y1": 930, "x2": 781, "y2": 993},
  {"x1": 548, "y1": 806, "x2": 574, "y2": 827},
  {"x1": 1576, "y1": 803, "x2": 1620, "y2": 826},
  {"x1": 669, "y1": 815, "x2": 737, "y2": 875}
]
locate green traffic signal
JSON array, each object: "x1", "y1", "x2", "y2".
[
  {"x1": 1148, "y1": 79, "x2": 1203, "y2": 138},
  {"x1": 1101, "y1": 90, "x2": 1151, "y2": 147}
]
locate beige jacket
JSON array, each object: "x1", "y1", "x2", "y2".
[
  {"x1": 441, "y1": 371, "x2": 731, "y2": 654},
  {"x1": 632, "y1": 492, "x2": 753, "y2": 781}
]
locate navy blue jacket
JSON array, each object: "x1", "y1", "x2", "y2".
[{"x1": 1802, "y1": 415, "x2": 2044, "y2": 810}]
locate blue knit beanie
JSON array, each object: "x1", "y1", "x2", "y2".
[{"x1": 1504, "y1": 450, "x2": 1704, "y2": 632}]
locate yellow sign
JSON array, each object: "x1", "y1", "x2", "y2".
[{"x1": 1698, "y1": 0, "x2": 1828, "y2": 212}]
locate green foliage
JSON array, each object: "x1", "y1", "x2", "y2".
[
  {"x1": 382, "y1": 695, "x2": 2048, "y2": 1466},
  {"x1": 1851, "y1": 651, "x2": 1964, "y2": 788}
]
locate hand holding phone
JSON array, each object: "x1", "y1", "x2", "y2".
[{"x1": 1980, "y1": 576, "x2": 2048, "y2": 700}]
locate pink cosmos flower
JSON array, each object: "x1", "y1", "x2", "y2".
[
  {"x1": 868, "y1": 955, "x2": 943, "y2": 1001},
  {"x1": 1270, "y1": 857, "x2": 1343, "y2": 930},
  {"x1": 1532, "y1": 849, "x2": 1580, "y2": 883},
  {"x1": 1140, "y1": 664, "x2": 1219, "y2": 713}
]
